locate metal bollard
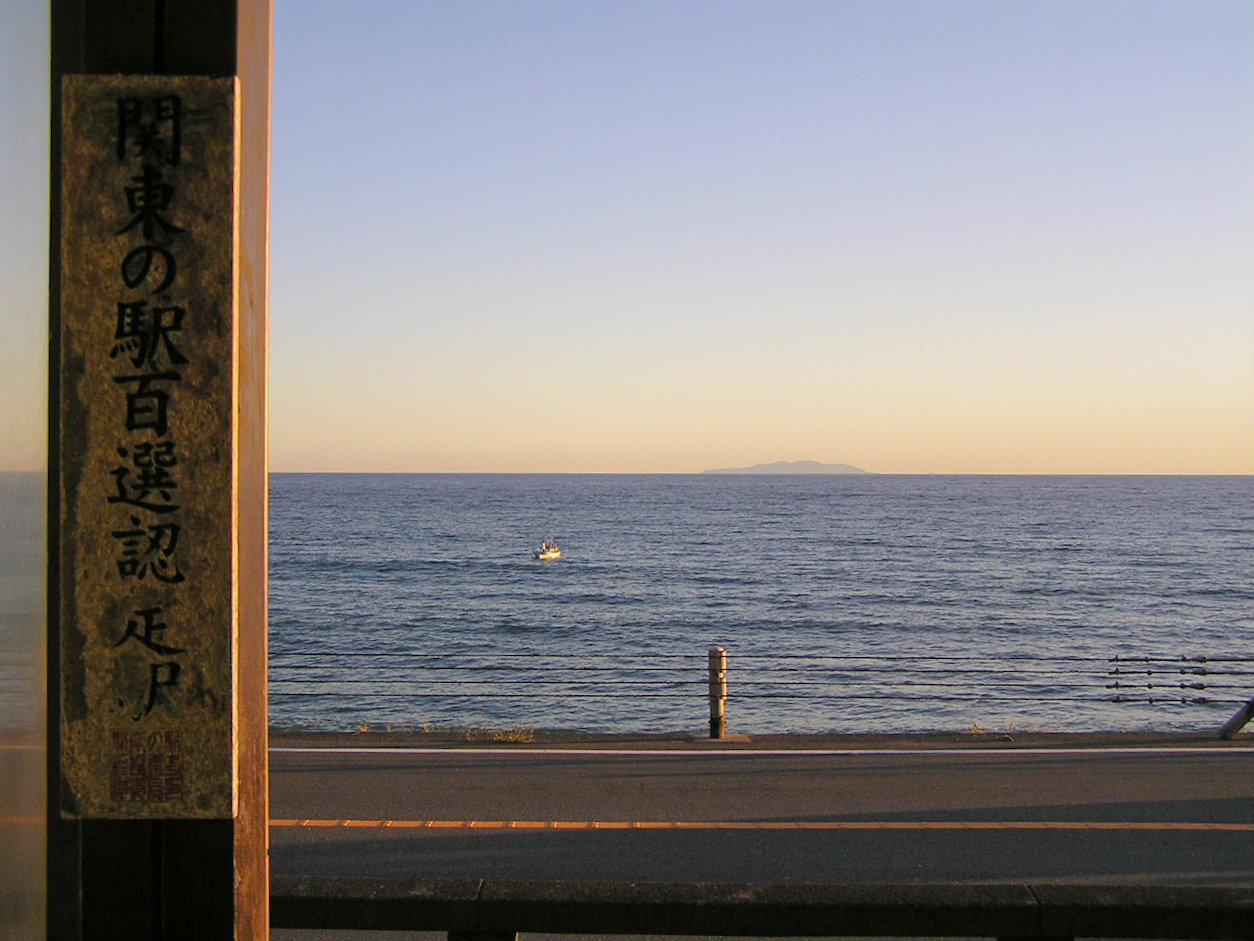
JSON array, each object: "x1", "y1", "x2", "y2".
[
  {"x1": 1219, "y1": 696, "x2": 1254, "y2": 740},
  {"x1": 708, "y1": 647, "x2": 727, "y2": 739}
]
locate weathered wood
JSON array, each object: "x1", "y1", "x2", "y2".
[
  {"x1": 50, "y1": 1, "x2": 271, "y2": 937},
  {"x1": 221, "y1": 3, "x2": 273, "y2": 939},
  {"x1": 60, "y1": 73, "x2": 240, "y2": 819}
]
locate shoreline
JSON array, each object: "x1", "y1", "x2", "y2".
[{"x1": 269, "y1": 728, "x2": 1249, "y2": 751}]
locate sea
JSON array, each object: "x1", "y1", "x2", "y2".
[{"x1": 268, "y1": 474, "x2": 1254, "y2": 736}]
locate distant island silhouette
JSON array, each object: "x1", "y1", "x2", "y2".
[{"x1": 701, "y1": 460, "x2": 868, "y2": 475}]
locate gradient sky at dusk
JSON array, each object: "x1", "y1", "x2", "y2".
[{"x1": 182, "y1": 3, "x2": 1254, "y2": 471}]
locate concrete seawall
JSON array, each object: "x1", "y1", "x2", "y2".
[{"x1": 270, "y1": 727, "x2": 1249, "y2": 751}]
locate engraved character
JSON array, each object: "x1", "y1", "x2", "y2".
[
  {"x1": 112, "y1": 300, "x2": 188, "y2": 368},
  {"x1": 121, "y1": 244, "x2": 177, "y2": 293},
  {"x1": 134, "y1": 661, "x2": 181, "y2": 720},
  {"x1": 108, "y1": 452, "x2": 180, "y2": 512},
  {"x1": 117, "y1": 95, "x2": 181, "y2": 166},
  {"x1": 117, "y1": 164, "x2": 185, "y2": 241},
  {"x1": 111, "y1": 515, "x2": 185, "y2": 583},
  {"x1": 113, "y1": 371, "x2": 181, "y2": 437},
  {"x1": 115, "y1": 605, "x2": 184, "y2": 656}
]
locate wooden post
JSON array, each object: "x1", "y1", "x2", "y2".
[
  {"x1": 49, "y1": 2, "x2": 271, "y2": 937},
  {"x1": 708, "y1": 647, "x2": 728, "y2": 739}
]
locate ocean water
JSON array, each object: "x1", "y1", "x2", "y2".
[
  {"x1": 0, "y1": 473, "x2": 44, "y2": 731},
  {"x1": 268, "y1": 474, "x2": 1254, "y2": 735}
]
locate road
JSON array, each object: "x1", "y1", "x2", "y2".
[{"x1": 269, "y1": 737, "x2": 1254, "y2": 887}]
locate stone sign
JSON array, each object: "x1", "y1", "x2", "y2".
[{"x1": 60, "y1": 75, "x2": 240, "y2": 818}]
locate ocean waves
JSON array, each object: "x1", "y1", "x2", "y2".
[{"x1": 269, "y1": 474, "x2": 1254, "y2": 734}]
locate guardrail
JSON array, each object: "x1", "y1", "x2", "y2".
[
  {"x1": 270, "y1": 876, "x2": 1254, "y2": 940},
  {"x1": 267, "y1": 648, "x2": 1254, "y2": 737}
]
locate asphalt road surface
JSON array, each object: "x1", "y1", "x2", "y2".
[{"x1": 269, "y1": 737, "x2": 1254, "y2": 888}]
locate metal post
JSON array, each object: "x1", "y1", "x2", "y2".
[
  {"x1": 1219, "y1": 696, "x2": 1254, "y2": 741},
  {"x1": 708, "y1": 647, "x2": 727, "y2": 739}
]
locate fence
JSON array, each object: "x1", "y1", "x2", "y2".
[{"x1": 268, "y1": 648, "x2": 1254, "y2": 737}]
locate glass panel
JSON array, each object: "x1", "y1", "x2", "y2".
[{"x1": 0, "y1": 0, "x2": 49, "y2": 935}]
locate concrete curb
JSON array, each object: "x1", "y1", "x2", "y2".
[{"x1": 269, "y1": 728, "x2": 1251, "y2": 752}]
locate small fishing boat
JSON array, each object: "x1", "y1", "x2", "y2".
[{"x1": 534, "y1": 537, "x2": 561, "y2": 560}]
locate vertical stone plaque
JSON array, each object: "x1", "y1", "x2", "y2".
[{"x1": 60, "y1": 76, "x2": 240, "y2": 818}]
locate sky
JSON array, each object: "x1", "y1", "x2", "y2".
[
  {"x1": 2, "y1": 2, "x2": 1251, "y2": 474},
  {"x1": 268, "y1": 0, "x2": 1253, "y2": 474},
  {"x1": 0, "y1": 2, "x2": 49, "y2": 474}
]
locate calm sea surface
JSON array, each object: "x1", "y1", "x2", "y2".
[{"x1": 269, "y1": 474, "x2": 1253, "y2": 735}]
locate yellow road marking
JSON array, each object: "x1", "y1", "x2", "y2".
[
  {"x1": 268, "y1": 818, "x2": 1254, "y2": 832},
  {"x1": 4, "y1": 815, "x2": 1249, "y2": 832}
]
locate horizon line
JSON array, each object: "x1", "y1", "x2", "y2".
[{"x1": 264, "y1": 469, "x2": 1253, "y2": 477}]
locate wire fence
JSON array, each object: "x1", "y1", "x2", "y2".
[
  {"x1": 3, "y1": 647, "x2": 1249, "y2": 734},
  {"x1": 266, "y1": 649, "x2": 1254, "y2": 735},
  {"x1": 6, "y1": 647, "x2": 1249, "y2": 733}
]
